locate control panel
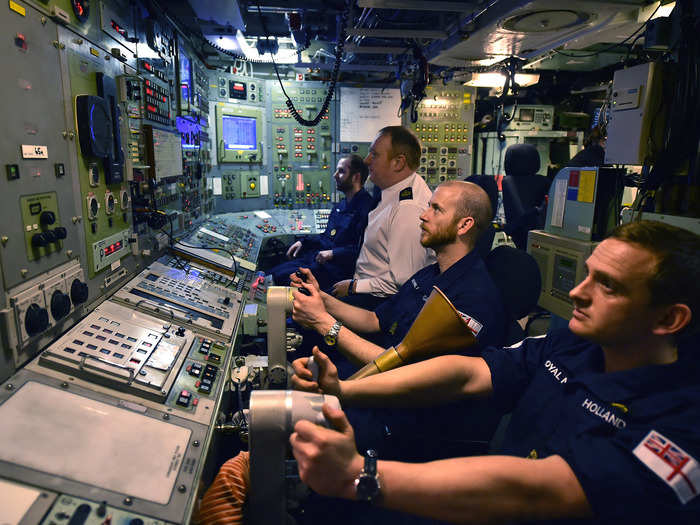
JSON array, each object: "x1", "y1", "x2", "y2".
[
  {"x1": 20, "y1": 193, "x2": 66, "y2": 261},
  {"x1": 10, "y1": 261, "x2": 89, "y2": 347},
  {"x1": 407, "y1": 85, "x2": 476, "y2": 186},
  {"x1": 112, "y1": 259, "x2": 244, "y2": 341},
  {"x1": 215, "y1": 104, "x2": 264, "y2": 164},
  {"x1": 212, "y1": 73, "x2": 264, "y2": 105},
  {"x1": 269, "y1": 82, "x2": 334, "y2": 206},
  {"x1": 67, "y1": 40, "x2": 133, "y2": 278},
  {"x1": 41, "y1": 495, "x2": 169, "y2": 525},
  {"x1": 39, "y1": 301, "x2": 192, "y2": 402},
  {"x1": 92, "y1": 229, "x2": 131, "y2": 273},
  {"x1": 503, "y1": 104, "x2": 554, "y2": 131}
]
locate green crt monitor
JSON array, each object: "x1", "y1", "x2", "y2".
[{"x1": 216, "y1": 104, "x2": 263, "y2": 163}]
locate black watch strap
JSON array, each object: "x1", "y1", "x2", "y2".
[
  {"x1": 364, "y1": 449, "x2": 378, "y2": 476},
  {"x1": 355, "y1": 449, "x2": 381, "y2": 503}
]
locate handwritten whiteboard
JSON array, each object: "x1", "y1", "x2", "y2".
[{"x1": 339, "y1": 87, "x2": 402, "y2": 142}]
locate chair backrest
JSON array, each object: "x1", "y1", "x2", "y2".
[
  {"x1": 504, "y1": 143, "x2": 540, "y2": 177},
  {"x1": 486, "y1": 246, "x2": 542, "y2": 344},
  {"x1": 466, "y1": 175, "x2": 498, "y2": 258},
  {"x1": 465, "y1": 175, "x2": 498, "y2": 219},
  {"x1": 502, "y1": 144, "x2": 550, "y2": 249}
]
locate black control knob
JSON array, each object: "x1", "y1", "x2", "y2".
[
  {"x1": 24, "y1": 303, "x2": 49, "y2": 337},
  {"x1": 70, "y1": 279, "x2": 89, "y2": 305},
  {"x1": 40, "y1": 211, "x2": 56, "y2": 226},
  {"x1": 53, "y1": 227, "x2": 68, "y2": 240},
  {"x1": 31, "y1": 232, "x2": 49, "y2": 247},
  {"x1": 50, "y1": 290, "x2": 71, "y2": 321},
  {"x1": 43, "y1": 230, "x2": 57, "y2": 243},
  {"x1": 175, "y1": 327, "x2": 186, "y2": 337}
]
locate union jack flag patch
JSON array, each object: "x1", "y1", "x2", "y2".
[
  {"x1": 457, "y1": 311, "x2": 482, "y2": 336},
  {"x1": 633, "y1": 430, "x2": 700, "y2": 504}
]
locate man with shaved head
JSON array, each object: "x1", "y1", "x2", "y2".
[
  {"x1": 291, "y1": 180, "x2": 505, "y2": 369},
  {"x1": 290, "y1": 179, "x2": 507, "y2": 470}
]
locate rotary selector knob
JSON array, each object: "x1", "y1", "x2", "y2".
[
  {"x1": 70, "y1": 279, "x2": 89, "y2": 305},
  {"x1": 50, "y1": 290, "x2": 71, "y2": 320},
  {"x1": 25, "y1": 303, "x2": 49, "y2": 337},
  {"x1": 43, "y1": 230, "x2": 57, "y2": 243},
  {"x1": 53, "y1": 227, "x2": 68, "y2": 240},
  {"x1": 31, "y1": 233, "x2": 49, "y2": 247},
  {"x1": 40, "y1": 211, "x2": 56, "y2": 226}
]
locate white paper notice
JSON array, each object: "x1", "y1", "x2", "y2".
[
  {"x1": 0, "y1": 479, "x2": 42, "y2": 525},
  {"x1": 550, "y1": 178, "x2": 567, "y2": 228},
  {"x1": 340, "y1": 87, "x2": 401, "y2": 142},
  {"x1": 213, "y1": 177, "x2": 223, "y2": 195},
  {"x1": 259, "y1": 175, "x2": 269, "y2": 195}
]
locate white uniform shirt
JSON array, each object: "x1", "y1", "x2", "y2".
[{"x1": 354, "y1": 173, "x2": 434, "y2": 296}]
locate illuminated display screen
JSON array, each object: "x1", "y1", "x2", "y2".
[
  {"x1": 228, "y1": 80, "x2": 247, "y2": 100},
  {"x1": 179, "y1": 50, "x2": 191, "y2": 105},
  {"x1": 222, "y1": 115, "x2": 257, "y2": 150},
  {"x1": 104, "y1": 241, "x2": 123, "y2": 256},
  {"x1": 519, "y1": 108, "x2": 534, "y2": 122}
]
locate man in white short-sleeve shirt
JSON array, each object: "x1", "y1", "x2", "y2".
[{"x1": 332, "y1": 126, "x2": 434, "y2": 309}]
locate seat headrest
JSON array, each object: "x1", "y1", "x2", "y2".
[
  {"x1": 504, "y1": 143, "x2": 540, "y2": 177},
  {"x1": 466, "y1": 175, "x2": 498, "y2": 220},
  {"x1": 486, "y1": 246, "x2": 542, "y2": 321}
]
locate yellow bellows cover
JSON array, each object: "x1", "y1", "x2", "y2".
[{"x1": 349, "y1": 286, "x2": 476, "y2": 380}]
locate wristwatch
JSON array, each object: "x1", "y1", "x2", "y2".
[
  {"x1": 355, "y1": 449, "x2": 381, "y2": 503},
  {"x1": 323, "y1": 320, "x2": 342, "y2": 346}
]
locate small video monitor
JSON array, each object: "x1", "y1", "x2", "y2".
[
  {"x1": 519, "y1": 108, "x2": 535, "y2": 122},
  {"x1": 222, "y1": 115, "x2": 257, "y2": 150}
]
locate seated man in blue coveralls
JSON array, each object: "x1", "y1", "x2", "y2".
[
  {"x1": 290, "y1": 180, "x2": 506, "y2": 374},
  {"x1": 291, "y1": 180, "x2": 506, "y2": 463},
  {"x1": 291, "y1": 220, "x2": 700, "y2": 525},
  {"x1": 268, "y1": 154, "x2": 373, "y2": 290}
]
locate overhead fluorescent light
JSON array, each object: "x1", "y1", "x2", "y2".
[
  {"x1": 463, "y1": 72, "x2": 540, "y2": 88},
  {"x1": 205, "y1": 31, "x2": 299, "y2": 63},
  {"x1": 237, "y1": 31, "x2": 298, "y2": 63},
  {"x1": 639, "y1": 1, "x2": 675, "y2": 21}
]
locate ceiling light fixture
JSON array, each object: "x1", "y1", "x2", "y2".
[
  {"x1": 206, "y1": 31, "x2": 299, "y2": 63},
  {"x1": 463, "y1": 72, "x2": 540, "y2": 88}
]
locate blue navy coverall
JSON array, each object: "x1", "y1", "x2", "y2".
[
  {"x1": 374, "y1": 250, "x2": 506, "y2": 350},
  {"x1": 347, "y1": 250, "x2": 508, "y2": 464},
  {"x1": 270, "y1": 188, "x2": 373, "y2": 289},
  {"x1": 482, "y1": 328, "x2": 700, "y2": 525}
]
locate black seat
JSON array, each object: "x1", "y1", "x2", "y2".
[
  {"x1": 486, "y1": 245, "x2": 542, "y2": 345},
  {"x1": 466, "y1": 175, "x2": 498, "y2": 259},
  {"x1": 501, "y1": 143, "x2": 550, "y2": 249}
]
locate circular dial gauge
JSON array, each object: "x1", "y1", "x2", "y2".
[
  {"x1": 87, "y1": 196, "x2": 99, "y2": 220},
  {"x1": 105, "y1": 193, "x2": 115, "y2": 215}
]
